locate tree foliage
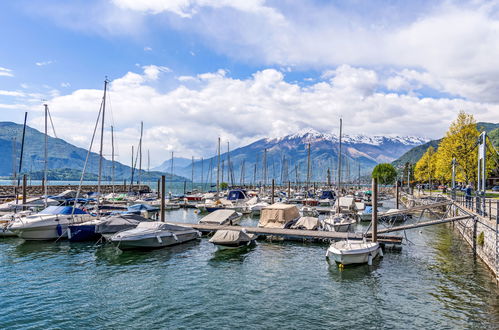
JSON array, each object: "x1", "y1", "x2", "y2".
[
  {"x1": 372, "y1": 163, "x2": 397, "y2": 185},
  {"x1": 415, "y1": 146, "x2": 436, "y2": 183}
]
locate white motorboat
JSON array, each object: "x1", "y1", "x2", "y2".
[
  {"x1": 8, "y1": 206, "x2": 93, "y2": 240},
  {"x1": 326, "y1": 240, "x2": 383, "y2": 265},
  {"x1": 209, "y1": 229, "x2": 256, "y2": 249},
  {"x1": 109, "y1": 222, "x2": 200, "y2": 250},
  {"x1": 0, "y1": 211, "x2": 34, "y2": 237},
  {"x1": 322, "y1": 214, "x2": 356, "y2": 232},
  {"x1": 198, "y1": 209, "x2": 242, "y2": 225}
]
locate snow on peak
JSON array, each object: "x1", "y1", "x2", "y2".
[{"x1": 269, "y1": 130, "x2": 428, "y2": 146}]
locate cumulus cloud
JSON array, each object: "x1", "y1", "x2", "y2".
[
  {"x1": 0, "y1": 67, "x2": 14, "y2": 77},
  {"x1": 101, "y1": 1, "x2": 499, "y2": 103},
  {"x1": 33, "y1": 65, "x2": 497, "y2": 167}
]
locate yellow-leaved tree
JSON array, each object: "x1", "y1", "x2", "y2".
[
  {"x1": 415, "y1": 146, "x2": 436, "y2": 183},
  {"x1": 434, "y1": 111, "x2": 480, "y2": 184}
]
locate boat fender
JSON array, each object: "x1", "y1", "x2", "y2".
[
  {"x1": 156, "y1": 235, "x2": 163, "y2": 243},
  {"x1": 378, "y1": 247, "x2": 384, "y2": 258},
  {"x1": 56, "y1": 224, "x2": 63, "y2": 236},
  {"x1": 368, "y1": 254, "x2": 373, "y2": 266},
  {"x1": 197, "y1": 231, "x2": 202, "y2": 238},
  {"x1": 67, "y1": 228, "x2": 72, "y2": 239},
  {"x1": 172, "y1": 233, "x2": 178, "y2": 241}
]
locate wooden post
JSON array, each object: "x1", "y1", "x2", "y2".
[
  {"x1": 371, "y1": 178, "x2": 378, "y2": 243},
  {"x1": 157, "y1": 179, "x2": 160, "y2": 197},
  {"x1": 22, "y1": 174, "x2": 27, "y2": 209},
  {"x1": 160, "y1": 175, "x2": 165, "y2": 222},
  {"x1": 123, "y1": 179, "x2": 126, "y2": 192},
  {"x1": 271, "y1": 179, "x2": 275, "y2": 204},
  {"x1": 396, "y1": 182, "x2": 399, "y2": 209},
  {"x1": 287, "y1": 181, "x2": 291, "y2": 201}
]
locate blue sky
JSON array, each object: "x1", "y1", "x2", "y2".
[{"x1": 0, "y1": 0, "x2": 498, "y2": 166}]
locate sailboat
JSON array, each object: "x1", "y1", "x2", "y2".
[{"x1": 8, "y1": 104, "x2": 92, "y2": 240}]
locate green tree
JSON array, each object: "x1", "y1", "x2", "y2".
[
  {"x1": 433, "y1": 111, "x2": 494, "y2": 185},
  {"x1": 372, "y1": 163, "x2": 397, "y2": 185},
  {"x1": 415, "y1": 146, "x2": 436, "y2": 183}
]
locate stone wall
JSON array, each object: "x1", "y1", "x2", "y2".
[
  {"x1": 0, "y1": 184, "x2": 150, "y2": 197},
  {"x1": 453, "y1": 205, "x2": 498, "y2": 280}
]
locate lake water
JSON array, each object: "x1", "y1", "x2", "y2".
[{"x1": 1, "y1": 201, "x2": 498, "y2": 329}]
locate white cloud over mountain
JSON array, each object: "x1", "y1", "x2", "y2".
[{"x1": 25, "y1": 64, "x2": 497, "y2": 167}]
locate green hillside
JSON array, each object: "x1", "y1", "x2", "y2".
[
  {"x1": 392, "y1": 122, "x2": 499, "y2": 168},
  {"x1": 0, "y1": 122, "x2": 188, "y2": 182}
]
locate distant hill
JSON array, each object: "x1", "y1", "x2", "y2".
[
  {"x1": 392, "y1": 122, "x2": 499, "y2": 168},
  {"x1": 0, "y1": 122, "x2": 188, "y2": 182},
  {"x1": 152, "y1": 157, "x2": 193, "y2": 172},
  {"x1": 170, "y1": 128, "x2": 428, "y2": 183}
]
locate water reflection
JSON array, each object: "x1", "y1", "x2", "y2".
[
  {"x1": 209, "y1": 245, "x2": 256, "y2": 263},
  {"x1": 94, "y1": 240, "x2": 201, "y2": 266}
]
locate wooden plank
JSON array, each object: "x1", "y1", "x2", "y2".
[
  {"x1": 378, "y1": 201, "x2": 451, "y2": 217},
  {"x1": 376, "y1": 215, "x2": 472, "y2": 234}
]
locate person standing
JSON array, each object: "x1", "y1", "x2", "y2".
[{"x1": 465, "y1": 185, "x2": 472, "y2": 208}]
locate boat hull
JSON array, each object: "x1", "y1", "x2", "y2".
[
  {"x1": 326, "y1": 242, "x2": 381, "y2": 265},
  {"x1": 114, "y1": 232, "x2": 199, "y2": 250},
  {"x1": 11, "y1": 223, "x2": 68, "y2": 240},
  {"x1": 68, "y1": 224, "x2": 100, "y2": 242}
]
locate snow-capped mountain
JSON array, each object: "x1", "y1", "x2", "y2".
[{"x1": 172, "y1": 129, "x2": 429, "y2": 183}]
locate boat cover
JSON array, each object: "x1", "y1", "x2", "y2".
[
  {"x1": 199, "y1": 209, "x2": 239, "y2": 224},
  {"x1": 320, "y1": 191, "x2": 335, "y2": 199},
  {"x1": 291, "y1": 216, "x2": 320, "y2": 230},
  {"x1": 258, "y1": 203, "x2": 300, "y2": 228},
  {"x1": 38, "y1": 206, "x2": 87, "y2": 215},
  {"x1": 128, "y1": 204, "x2": 159, "y2": 212},
  {"x1": 209, "y1": 229, "x2": 254, "y2": 244},
  {"x1": 95, "y1": 214, "x2": 148, "y2": 234},
  {"x1": 227, "y1": 190, "x2": 247, "y2": 201}
]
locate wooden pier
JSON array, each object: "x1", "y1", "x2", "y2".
[{"x1": 166, "y1": 221, "x2": 404, "y2": 244}]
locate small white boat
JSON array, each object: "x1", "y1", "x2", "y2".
[
  {"x1": 326, "y1": 240, "x2": 383, "y2": 265},
  {"x1": 209, "y1": 229, "x2": 256, "y2": 249},
  {"x1": 198, "y1": 209, "x2": 242, "y2": 226},
  {"x1": 110, "y1": 222, "x2": 200, "y2": 250},
  {"x1": 322, "y1": 214, "x2": 356, "y2": 232}
]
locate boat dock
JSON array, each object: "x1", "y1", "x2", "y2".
[{"x1": 166, "y1": 221, "x2": 404, "y2": 245}]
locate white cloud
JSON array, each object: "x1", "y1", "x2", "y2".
[
  {"x1": 103, "y1": 1, "x2": 499, "y2": 103},
  {"x1": 0, "y1": 67, "x2": 13, "y2": 77},
  {"x1": 61, "y1": 82, "x2": 71, "y2": 88},
  {"x1": 36, "y1": 65, "x2": 498, "y2": 167},
  {"x1": 35, "y1": 60, "x2": 54, "y2": 66},
  {"x1": 144, "y1": 46, "x2": 152, "y2": 51},
  {"x1": 0, "y1": 90, "x2": 26, "y2": 97}
]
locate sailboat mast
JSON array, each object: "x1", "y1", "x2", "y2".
[
  {"x1": 307, "y1": 143, "x2": 311, "y2": 191},
  {"x1": 138, "y1": 121, "x2": 143, "y2": 191},
  {"x1": 216, "y1": 137, "x2": 220, "y2": 196},
  {"x1": 44, "y1": 105, "x2": 48, "y2": 207},
  {"x1": 170, "y1": 151, "x2": 174, "y2": 197},
  {"x1": 337, "y1": 118, "x2": 342, "y2": 194},
  {"x1": 111, "y1": 126, "x2": 115, "y2": 193},
  {"x1": 97, "y1": 79, "x2": 108, "y2": 215},
  {"x1": 191, "y1": 156, "x2": 194, "y2": 192}
]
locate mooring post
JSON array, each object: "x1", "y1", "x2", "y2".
[
  {"x1": 372, "y1": 178, "x2": 378, "y2": 242},
  {"x1": 287, "y1": 181, "x2": 291, "y2": 201},
  {"x1": 396, "y1": 182, "x2": 399, "y2": 209},
  {"x1": 123, "y1": 179, "x2": 126, "y2": 192},
  {"x1": 157, "y1": 179, "x2": 160, "y2": 198},
  {"x1": 22, "y1": 174, "x2": 27, "y2": 209},
  {"x1": 271, "y1": 179, "x2": 275, "y2": 204},
  {"x1": 161, "y1": 175, "x2": 165, "y2": 222}
]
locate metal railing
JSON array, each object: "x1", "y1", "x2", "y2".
[{"x1": 451, "y1": 191, "x2": 499, "y2": 222}]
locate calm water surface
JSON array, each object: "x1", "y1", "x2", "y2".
[{"x1": 1, "y1": 202, "x2": 499, "y2": 329}]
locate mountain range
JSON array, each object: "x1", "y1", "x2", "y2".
[
  {"x1": 0, "y1": 122, "x2": 187, "y2": 182},
  {"x1": 158, "y1": 128, "x2": 429, "y2": 184}
]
